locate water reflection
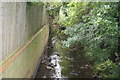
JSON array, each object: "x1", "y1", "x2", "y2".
[
  {"x1": 59, "y1": 48, "x2": 93, "y2": 78},
  {"x1": 35, "y1": 35, "x2": 93, "y2": 78}
]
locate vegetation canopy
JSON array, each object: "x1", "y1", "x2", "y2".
[{"x1": 41, "y1": 2, "x2": 120, "y2": 78}]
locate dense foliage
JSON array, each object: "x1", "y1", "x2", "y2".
[{"x1": 45, "y1": 2, "x2": 120, "y2": 78}]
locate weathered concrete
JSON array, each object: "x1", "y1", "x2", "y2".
[
  {"x1": 1, "y1": 2, "x2": 49, "y2": 61},
  {"x1": 1, "y1": 2, "x2": 27, "y2": 61},
  {"x1": 0, "y1": 2, "x2": 49, "y2": 78},
  {"x1": 0, "y1": 2, "x2": 2, "y2": 80},
  {"x1": 0, "y1": 2, "x2": 2, "y2": 64},
  {"x1": 2, "y1": 25, "x2": 49, "y2": 78}
]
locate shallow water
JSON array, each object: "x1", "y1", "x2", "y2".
[{"x1": 35, "y1": 34, "x2": 93, "y2": 78}]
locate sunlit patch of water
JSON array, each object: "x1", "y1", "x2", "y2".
[
  {"x1": 50, "y1": 54, "x2": 62, "y2": 78},
  {"x1": 36, "y1": 32, "x2": 93, "y2": 79}
]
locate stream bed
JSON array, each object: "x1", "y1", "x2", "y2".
[{"x1": 35, "y1": 34, "x2": 93, "y2": 78}]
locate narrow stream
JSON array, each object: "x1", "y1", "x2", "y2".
[{"x1": 35, "y1": 30, "x2": 93, "y2": 78}]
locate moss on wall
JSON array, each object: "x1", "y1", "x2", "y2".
[
  {"x1": 1, "y1": 25, "x2": 49, "y2": 78},
  {"x1": 0, "y1": 2, "x2": 49, "y2": 78}
]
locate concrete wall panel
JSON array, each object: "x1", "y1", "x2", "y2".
[
  {"x1": 0, "y1": 2, "x2": 49, "y2": 78},
  {"x1": 0, "y1": 2, "x2": 2, "y2": 63},
  {"x1": 2, "y1": 2, "x2": 26, "y2": 60},
  {"x1": 2, "y1": 26, "x2": 49, "y2": 78}
]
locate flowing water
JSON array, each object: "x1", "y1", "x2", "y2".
[{"x1": 35, "y1": 31, "x2": 93, "y2": 78}]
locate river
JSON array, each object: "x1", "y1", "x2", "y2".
[{"x1": 35, "y1": 28, "x2": 94, "y2": 79}]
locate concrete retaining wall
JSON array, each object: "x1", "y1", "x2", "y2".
[
  {"x1": 0, "y1": 2, "x2": 49, "y2": 78},
  {"x1": 0, "y1": 2, "x2": 2, "y2": 64}
]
